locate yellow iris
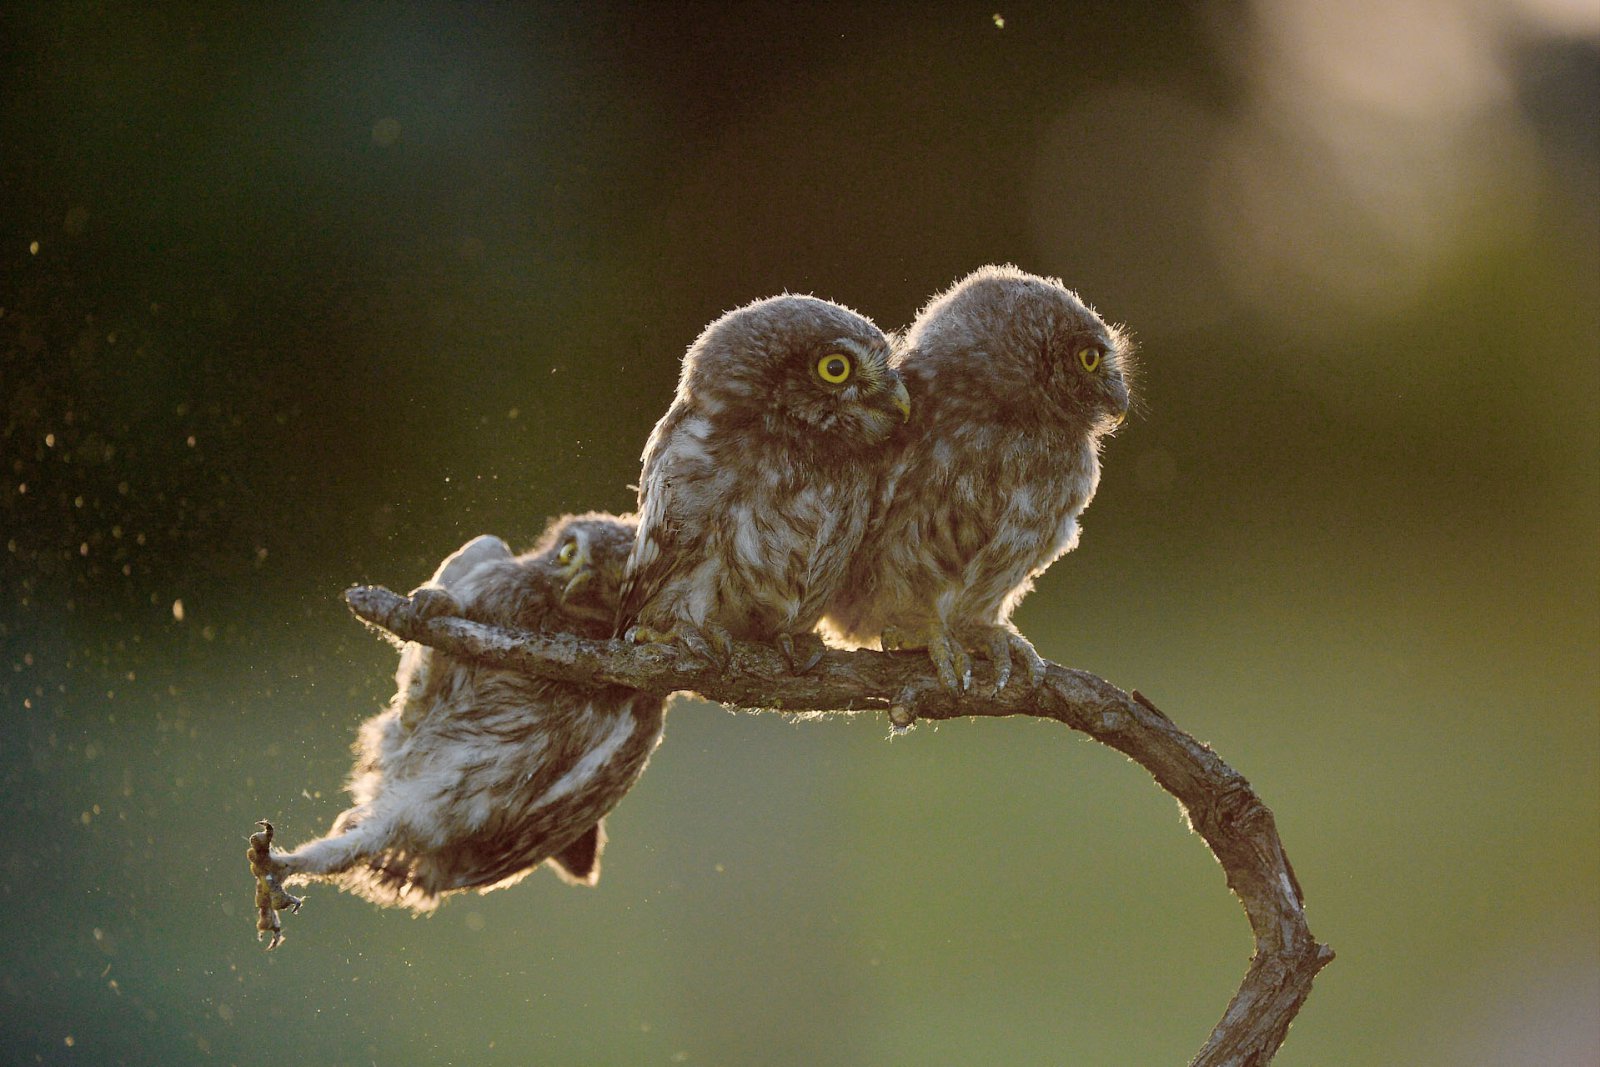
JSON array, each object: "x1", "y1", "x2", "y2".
[
  {"x1": 557, "y1": 541, "x2": 578, "y2": 566},
  {"x1": 1078, "y1": 346, "x2": 1103, "y2": 373},
  {"x1": 817, "y1": 353, "x2": 852, "y2": 384}
]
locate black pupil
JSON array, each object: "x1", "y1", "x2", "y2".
[{"x1": 826, "y1": 358, "x2": 846, "y2": 377}]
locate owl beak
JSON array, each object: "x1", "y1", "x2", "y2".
[
  {"x1": 562, "y1": 569, "x2": 592, "y2": 601},
  {"x1": 890, "y1": 378, "x2": 911, "y2": 422},
  {"x1": 559, "y1": 546, "x2": 593, "y2": 603}
]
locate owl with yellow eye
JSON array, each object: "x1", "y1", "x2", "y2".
[
  {"x1": 616, "y1": 294, "x2": 911, "y2": 669},
  {"x1": 823, "y1": 264, "x2": 1134, "y2": 690},
  {"x1": 251, "y1": 512, "x2": 665, "y2": 936}
]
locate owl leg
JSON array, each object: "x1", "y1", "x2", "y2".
[
  {"x1": 975, "y1": 624, "x2": 1048, "y2": 691},
  {"x1": 275, "y1": 807, "x2": 395, "y2": 880},
  {"x1": 882, "y1": 623, "x2": 972, "y2": 692},
  {"x1": 777, "y1": 631, "x2": 827, "y2": 674},
  {"x1": 247, "y1": 821, "x2": 303, "y2": 950}
]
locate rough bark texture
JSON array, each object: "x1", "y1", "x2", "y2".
[{"x1": 345, "y1": 584, "x2": 1334, "y2": 1065}]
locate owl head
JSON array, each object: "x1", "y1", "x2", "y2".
[
  {"x1": 909, "y1": 264, "x2": 1133, "y2": 436},
  {"x1": 679, "y1": 294, "x2": 911, "y2": 451},
  {"x1": 532, "y1": 512, "x2": 640, "y2": 627}
]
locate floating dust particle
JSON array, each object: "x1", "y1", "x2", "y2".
[
  {"x1": 172, "y1": 599, "x2": 184, "y2": 622},
  {"x1": 992, "y1": 12, "x2": 1005, "y2": 28},
  {"x1": 29, "y1": 240, "x2": 39, "y2": 255},
  {"x1": 372, "y1": 116, "x2": 402, "y2": 146}
]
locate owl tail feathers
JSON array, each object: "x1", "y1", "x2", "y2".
[{"x1": 544, "y1": 820, "x2": 607, "y2": 887}]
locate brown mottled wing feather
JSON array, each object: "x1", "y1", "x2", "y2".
[{"x1": 614, "y1": 407, "x2": 692, "y2": 635}]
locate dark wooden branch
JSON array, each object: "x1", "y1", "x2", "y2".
[{"x1": 345, "y1": 584, "x2": 1334, "y2": 1065}]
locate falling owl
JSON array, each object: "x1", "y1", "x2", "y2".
[
  {"x1": 252, "y1": 512, "x2": 662, "y2": 942},
  {"x1": 823, "y1": 264, "x2": 1134, "y2": 690}
]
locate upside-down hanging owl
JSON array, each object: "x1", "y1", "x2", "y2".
[
  {"x1": 614, "y1": 294, "x2": 911, "y2": 671},
  {"x1": 823, "y1": 264, "x2": 1134, "y2": 690},
  {"x1": 251, "y1": 512, "x2": 663, "y2": 945}
]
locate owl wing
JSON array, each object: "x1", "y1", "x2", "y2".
[
  {"x1": 393, "y1": 535, "x2": 517, "y2": 730},
  {"x1": 614, "y1": 407, "x2": 697, "y2": 635},
  {"x1": 431, "y1": 534, "x2": 514, "y2": 589}
]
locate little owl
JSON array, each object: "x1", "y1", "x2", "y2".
[
  {"x1": 253, "y1": 512, "x2": 663, "y2": 939},
  {"x1": 823, "y1": 264, "x2": 1133, "y2": 690},
  {"x1": 616, "y1": 294, "x2": 911, "y2": 670}
]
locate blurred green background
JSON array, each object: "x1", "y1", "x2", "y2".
[{"x1": 2, "y1": 2, "x2": 1596, "y2": 1064}]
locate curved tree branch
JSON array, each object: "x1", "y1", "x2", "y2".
[{"x1": 345, "y1": 584, "x2": 1334, "y2": 1065}]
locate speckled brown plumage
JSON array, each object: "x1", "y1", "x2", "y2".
[
  {"x1": 616, "y1": 294, "x2": 910, "y2": 670},
  {"x1": 262, "y1": 513, "x2": 663, "y2": 912},
  {"x1": 823, "y1": 264, "x2": 1133, "y2": 690}
]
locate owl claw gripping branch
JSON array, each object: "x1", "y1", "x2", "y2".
[
  {"x1": 611, "y1": 268, "x2": 1130, "y2": 697},
  {"x1": 822, "y1": 264, "x2": 1134, "y2": 694},
  {"x1": 250, "y1": 515, "x2": 665, "y2": 944},
  {"x1": 613, "y1": 294, "x2": 911, "y2": 672}
]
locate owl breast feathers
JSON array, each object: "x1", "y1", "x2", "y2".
[
  {"x1": 822, "y1": 264, "x2": 1133, "y2": 691},
  {"x1": 267, "y1": 513, "x2": 665, "y2": 912},
  {"x1": 616, "y1": 293, "x2": 911, "y2": 667}
]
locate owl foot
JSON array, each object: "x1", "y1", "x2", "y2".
[
  {"x1": 881, "y1": 624, "x2": 972, "y2": 691},
  {"x1": 627, "y1": 623, "x2": 735, "y2": 672},
  {"x1": 680, "y1": 623, "x2": 736, "y2": 672},
  {"x1": 976, "y1": 626, "x2": 1048, "y2": 691},
  {"x1": 777, "y1": 632, "x2": 827, "y2": 674},
  {"x1": 405, "y1": 584, "x2": 464, "y2": 623},
  {"x1": 247, "y1": 821, "x2": 303, "y2": 951}
]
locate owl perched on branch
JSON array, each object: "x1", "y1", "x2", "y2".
[
  {"x1": 252, "y1": 513, "x2": 663, "y2": 944},
  {"x1": 823, "y1": 265, "x2": 1133, "y2": 691},
  {"x1": 616, "y1": 294, "x2": 911, "y2": 671}
]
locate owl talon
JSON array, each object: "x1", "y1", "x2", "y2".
[
  {"x1": 406, "y1": 584, "x2": 463, "y2": 623},
  {"x1": 973, "y1": 626, "x2": 1047, "y2": 690},
  {"x1": 927, "y1": 631, "x2": 972, "y2": 692},
  {"x1": 247, "y1": 820, "x2": 304, "y2": 951},
  {"x1": 989, "y1": 642, "x2": 1013, "y2": 690},
  {"x1": 1018, "y1": 641, "x2": 1048, "y2": 688},
  {"x1": 680, "y1": 623, "x2": 735, "y2": 672},
  {"x1": 882, "y1": 624, "x2": 970, "y2": 690},
  {"x1": 625, "y1": 625, "x2": 675, "y2": 646},
  {"x1": 631, "y1": 623, "x2": 733, "y2": 672},
  {"x1": 777, "y1": 632, "x2": 827, "y2": 674},
  {"x1": 1000, "y1": 630, "x2": 1047, "y2": 689},
  {"x1": 879, "y1": 625, "x2": 924, "y2": 653}
]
